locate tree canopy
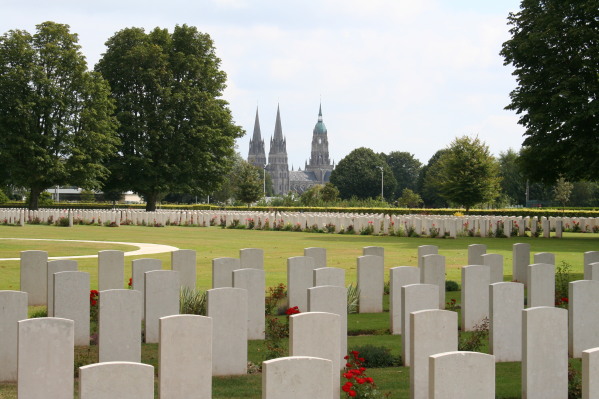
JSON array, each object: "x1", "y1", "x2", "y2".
[
  {"x1": 501, "y1": 0, "x2": 599, "y2": 182},
  {"x1": 0, "y1": 22, "x2": 119, "y2": 209},
  {"x1": 96, "y1": 25, "x2": 243, "y2": 211},
  {"x1": 329, "y1": 147, "x2": 396, "y2": 200},
  {"x1": 418, "y1": 149, "x2": 450, "y2": 208},
  {"x1": 381, "y1": 151, "x2": 422, "y2": 199}
]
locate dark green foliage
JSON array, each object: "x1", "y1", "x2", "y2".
[
  {"x1": 445, "y1": 280, "x2": 460, "y2": 292},
  {"x1": 235, "y1": 161, "x2": 263, "y2": 205},
  {"x1": 381, "y1": 151, "x2": 422, "y2": 199},
  {"x1": 501, "y1": 0, "x2": 599, "y2": 182},
  {"x1": 458, "y1": 318, "x2": 489, "y2": 352},
  {"x1": 349, "y1": 345, "x2": 401, "y2": 368},
  {"x1": 418, "y1": 149, "x2": 450, "y2": 208}
]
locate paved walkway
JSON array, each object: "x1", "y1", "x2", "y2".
[{"x1": 0, "y1": 238, "x2": 179, "y2": 261}]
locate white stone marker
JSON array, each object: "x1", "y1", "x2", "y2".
[
  {"x1": 159, "y1": 315, "x2": 212, "y2": 399},
  {"x1": 401, "y1": 284, "x2": 439, "y2": 366},
  {"x1": 290, "y1": 312, "x2": 340, "y2": 398},
  {"x1": 313, "y1": 267, "x2": 345, "y2": 287},
  {"x1": 308, "y1": 285, "x2": 347, "y2": 367},
  {"x1": 79, "y1": 362, "x2": 154, "y2": 399},
  {"x1": 47, "y1": 259, "x2": 78, "y2": 317},
  {"x1": 461, "y1": 265, "x2": 490, "y2": 331},
  {"x1": 207, "y1": 287, "x2": 247, "y2": 375},
  {"x1": 527, "y1": 263, "x2": 555, "y2": 308},
  {"x1": 583, "y1": 347, "x2": 599, "y2": 399},
  {"x1": 467, "y1": 244, "x2": 486, "y2": 265},
  {"x1": 262, "y1": 356, "x2": 333, "y2": 399},
  {"x1": 569, "y1": 280, "x2": 599, "y2": 358},
  {"x1": 233, "y1": 268, "x2": 266, "y2": 340},
  {"x1": 99, "y1": 289, "x2": 142, "y2": 363},
  {"x1": 363, "y1": 246, "x2": 384, "y2": 258},
  {"x1": 586, "y1": 263, "x2": 599, "y2": 281},
  {"x1": 417, "y1": 245, "x2": 438, "y2": 269},
  {"x1": 513, "y1": 243, "x2": 530, "y2": 284},
  {"x1": 239, "y1": 248, "x2": 264, "y2": 269},
  {"x1": 131, "y1": 258, "x2": 161, "y2": 318},
  {"x1": 584, "y1": 251, "x2": 599, "y2": 280},
  {"x1": 18, "y1": 317, "x2": 74, "y2": 399},
  {"x1": 212, "y1": 257, "x2": 240, "y2": 288},
  {"x1": 390, "y1": 266, "x2": 420, "y2": 334},
  {"x1": 171, "y1": 249, "x2": 196, "y2": 289},
  {"x1": 522, "y1": 306, "x2": 568, "y2": 399},
  {"x1": 20, "y1": 250, "x2": 48, "y2": 306},
  {"x1": 429, "y1": 351, "x2": 495, "y2": 399},
  {"x1": 304, "y1": 247, "x2": 327, "y2": 268},
  {"x1": 144, "y1": 270, "x2": 179, "y2": 343},
  {"x1": 357, "y1": 255, "x2": 384, "y2": 313},
  {"x1": 421, "y1": 254, "x2": 446, "y2": 309},
  {"x1": 98, "y1": 250, "x2": 124, "y2": 291},
  {"x1": 0, "y1": 291, "x2": 27, "y2": 382},
  {"x1": 534, "y1": 252, "x2": 555, "y2": 265},
  {"x1": 287, "y1": 256, "x2": 315, "y2": 312},
  {"x1": 481, "y1": 253, "x2": 504, "y2": 284},
  {"x1": 54, "y1": 271, "x2": 90, "y2": 346},
  {"x1": 410, "y1": 309, "x2": 458, "y2": 399},
  {"x1": 490, "y1": 282, "x2": 524, "y2": 362}
]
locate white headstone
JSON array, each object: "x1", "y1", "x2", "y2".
[
  {"x1": 418, "y1": 245, "x2": 438, "y2": 269},
  {"x1": 144, "y1": 270, "x2": 179, "y2": 343},
  {"x1": 239, "y1": 248, "x2": 264, "y2": 269},
  {"x1": 308, "y1": 285, "x2": 347, "y2": 367},
  {"x1": 313, "y1": 267, "x2": 345, "y2": 287},
  {"x1": 481, "y1": 253, "x2": 504, "y2": 284},
  {"x1": 20, "y1": 250, "x2": 48, "y2": 306},
  {"x1": 99, "y1": 289, "x2": 142, "y2": 363},
  {"x1": 527, "y1": 263, "x2": 555, "y2": 308},
  {"x1": 534, "y1": 252, "x2": 555, "y2": 265},
  {"x1": 262, "y1": 356, "x2": 333, "y2": 399},
  {"x1": 233, "y1": 268, "x2": 266, "y2": 340},
  {"x1": 98, "y1": 250, "x2": 125, "y2": 291},
  {"x1": 212, "y1": 257, "x2": 240, "y2": 288},
  {"x1": 583, "y1": 347, "x2": 599, "y2": 399},
  {"x1": 401, "y1": 284, "x2": 439, "y2": 366},
  {"x1": 513, "y1": 243, "x2": 530, "y2": 284},
  {"x1": 568, "y1": 280, "x2": 599, "y2": 358},
  {"x1": 429, "y1": 351, "x2": 495, "y2": 399},
  {"x1": 304, "y1": 247, "x2": 327, "y2": 268},
  {"x1": 421, "y1": 254, "x2": 446, "y2": 309},
  {"x1": 357, "y1": 255, "x2": 384, "y2": 313},
  {"x1": 389, "y1": 266, "x2": 420, "y2": 334},
  {"x1": 467, "y1": 244, "x2": 486, "y2": 265},
  {"x1": 584, "y1": 252, "x2": 599, "y2": 280},
  {"x1": 287, "y1": 256, "x2": 315, "y2": 312},
  {"x1": 0, "y1": 291, "x2": 27, "y2": 382},
  {"x1": 171, "y1": 249, "x2": 196, "y2": 289},
  {"x1": 47, "y1": 259, "x2": 78, "y2": 317},
  {"x1": 54, "y1": 271, "x2": 90, "y2": 346},
  {"x1": 79, "y1": 362, "x2": 154, "y2": 399},
  {"x1": 489, "y1": 282, "x2": 524, "y2": 362},
  {"x1": 461, "y1": 265, "x2": 490, "y2": 331}
]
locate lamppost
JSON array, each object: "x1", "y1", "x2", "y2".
[
  {"x1": 377, "y1": 166, "x2": 384, "y2": 200},
  {"x1": 263, "y1": 165, "x2": 267, "y2": 196}
]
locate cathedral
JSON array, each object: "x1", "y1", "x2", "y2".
[{"x1": 247, "y1": 104, "x2": 334, "y2": 195}]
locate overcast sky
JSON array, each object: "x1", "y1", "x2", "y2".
[{"x1": 2, "y1": 0, "x2": 525, "y2": 168}]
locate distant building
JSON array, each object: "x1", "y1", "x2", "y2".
[{"x1": 248, "y1": 104, "x2": 334, "y2": 195}]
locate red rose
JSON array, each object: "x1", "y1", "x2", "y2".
[{"x1": 349, "y1": 390, "x2": 357, "y2": 397}]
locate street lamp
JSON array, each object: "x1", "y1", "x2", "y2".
[
  {"x1": 263, "y1": 165, "x2": 267, "y2": 196},
  {"x1": 377, "y1": 166, "x2": 384, "y2": 200}
]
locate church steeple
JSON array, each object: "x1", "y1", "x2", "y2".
[
  {"x1": 306, "y1": 103, "x2": 333, "y2": 182},
  {"x1": 247, "y1": 107, "x2": 266, "y2": 168},
  {"x1": 267, "y1": 104, "x2": 289, "y2": 195}
]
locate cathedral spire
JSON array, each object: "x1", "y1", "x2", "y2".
[
  {"x1": 252, "y1": 107, "x2": 261, "y2": 141},
  {"x1": 273, "y1": 104, "x2": 284, "y2": 141},
  {"x1": 247, "y1": 106, "x2": 266, "y2": 168}
]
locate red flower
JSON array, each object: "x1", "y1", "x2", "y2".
[
  {"x1": 342, "y1": 382, "x2": 353, "y2": 392},
  {"x1": 348, "y1": 390, "x2": 357, "y2": 397},
  {"x1": 561, "y1": 297, "x2": 569, "y2": 303},
  {"x1": 128, "y1": 277, "x2": 132, "y2": 287},
  {"x1": 285, "y1": 306, "x2": 300, "y2": 315}
]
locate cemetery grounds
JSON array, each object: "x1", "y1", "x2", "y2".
[{"x1": 0, "y1": 224, "x2": 597, "y2": 398}]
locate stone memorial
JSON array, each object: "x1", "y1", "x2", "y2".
[
  {"x1": 98, "y1": 250, "x2": 125, "y2": 291},
  {"x1": 583, "y1": 348, "x2": 599, "y2": 399},
  {"x1": 389, "y1": 266, "x2": 420, "y2": 334},
  {"x1": 313, "y1": 267, "x2": 345, "y2": 287},
  {"x1": 54, "y1": 271, "x2": 90, "y2": 346},
  {"x1": 171, "y1": 249, "x2": 196, "y2": 289},
  {"x1": 287, "y1": 256, "x2": 314, "y2": 312},
  {"x1": 233, "y1": 268, "x2": 266, "y2": 339},
  {"x1": 584, "y1": 251, "x2": 599, "y2": 280},
  {"x1": 20, "y1": 250, "x2": 48, "y2": 306},
  {"x1": 239, "y1": 248, "x2": 264, "y2": 269},
  {"x1": 421, "y1": 254, "x2": 446, "y2": 309},
  {"x1": 0, "y1": 291, "x2": 27, "y2": 382},
  {"x1": 308, "y1": 285, "x2": 347, "y2": 367},
  {"x1": 401, "y1": 284, "x2": 439, "y2": 366},
  {"x1": 418, "y1": 245, "x2": 438, "y2": 269},
  {"x1": 262, "y1": 356, "x2": 333, "y2": 399},
  {"x1": 481, "y1": 253, "x2": 504, "y2": 284},
  {"x1": 79, "y1": 362, "x2": 154, "y2": 399},
  {"x1": 429, "y1": 351, "x2": 495, "y2": 399},
  {"x1": 304, "y1": 247, "x2": 327, "y2": 268},
  {"x1": 534, "y1": 252, "x2": 555, "y2": 265},
  {"x1": 467, "y1": 244, "x2": 486, "y2": 265},
  {"x1": 461, "y1": 265, "x2": 490, "y2": 331},
  {"x1": 212, "y1": 257, "x2": 240, "y2": 288},
  {"x1": 357, "y1": 255, "x2": 384, "y2": 313},
  {"x1": 99, "y1": 289, "x2": 142, "y2": 363},
  {"x1": 527, "y1": 263, "x2": 555, "y2": 308},
  {"x1": 144, "y1": 270, "x2": 179, "y2": 343},
  {"x1": 513, "y1": 243, "x2": 530, "y2": 284},
  {"x1": 363, "y1": 246, "x2": 384, "y2": 258},
  {"x1": 47, "y1": 259, "x2": 78, "y2": 317},
  {"x1": 568, "y1": 280, "x2": 599, "y2": 358},
  {"x1": 489, "y1": 282, "x2": 524, "y2": 362}
]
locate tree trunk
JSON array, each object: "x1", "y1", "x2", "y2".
[
  {"x1": 28, "y1": 187, "x2": 41, "y2": 210},
  {"x1": 145, "y1": 192, "x2": 158, "y2": 212}
]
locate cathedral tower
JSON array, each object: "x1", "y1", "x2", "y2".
[
  {"x1": 247, "y1": 107, "x2": 266, "y2": 167},
  {"x1": 267, "y1": 105, "x2": 289, "y2": 195},
  {"x1": 305, "y1": 104, "x2": 333, "y2": 183}
]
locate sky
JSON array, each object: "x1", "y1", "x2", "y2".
[{"x1": 2, "y1": 0, "x2": 526, "y2": 168}]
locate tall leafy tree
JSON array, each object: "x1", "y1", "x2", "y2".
[
  {"x1": 381, "y1": 151, "x2": 422, "y2": 199},
  {"x1": 235, "y1": 161, "x2": 263, "y2": 205},
  {"x1": 329, "y1": 147, "x2": 396, "y2": 200},
  {"x1": 96, "y1": 25, "x2": 243, "y2": 211},
  {"x1": 436, "y1": 136, "x2": 501, "y2": 212},
  {"x1": 501, "y1": 0, "x2": 599, "y2": 182},
  {"x1": 0, "y1": 22, "x2": 119, "y2": 209},
  {"x1": 498, "y1": 148, "x2": 526, "y2": 206},
  {"x1": 418, "y1": 149, "x2": 450, "y2": 208}
]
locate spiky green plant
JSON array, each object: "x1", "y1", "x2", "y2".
[
  {"x1": 180, "y1": 287, "x2": 207, "y2": 315},
  {"x1": 347, "y1": 283, "x2": 360, "y2": 314}
]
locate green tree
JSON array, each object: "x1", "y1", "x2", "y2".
[
  {"x1": 498, "y1": 149, "x2": 526, "y2": 206},
  {"x1": 500, "y1": 0, "x2": 599, "y2": 182},
  {"x1": 397, "y1": 188, "x2": 424, "y2": 208},
  {"x1": 0, "y1": 22, "x2": 119, "y2": 210},
  {"x1": 418, "y1": 149, "x2": 450, "y2": 208},
  {"x1": 570, "y1": 181, "x2": 599, "y2": 207},
  {"x1": 298, "y1": 183, "x2": 339, "y2": 206},
  {"x1": 382, "y1": 151, "x2": 422, "y2": 199},
  {"x1": 553, "y1": 176, "x2": 574, "y2": 212},
  {"x1": 321, "y1": 183, "x2": 339, "y2": 203},
  {"x1": 96, "y1": 25, "x2": 243, "y2": 211},
  {"x1": 236, "y1": 161, "x2": 263, "y2": 205},
  {"x1": 330, "y1": 148, "x2": 397, "y2": 201},
  {"x1": 436, "y1": 136, "x2": 501, "y2": 212},
  {"x1": 80, "y1": 189, "x2": 96, "y2": 203}
]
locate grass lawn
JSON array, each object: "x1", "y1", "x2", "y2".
[{"x1": 0, "y1": 224, "x2": 595, "y2": 398}]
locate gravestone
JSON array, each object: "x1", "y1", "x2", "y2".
[
  {"x1": 568, "y1": 280, "x2": 599, "y2": 358},
  {"x1": 467, "y1": 244, "x2": 486, "y2": 265},
  {"x1": 401, "y1": 284, "x2": 439, "y2": 366},
  {"x1": 522, "y1": 306, "x2": 568, "y2": 399},
  {"x1": 461, "y1": 265, "x2": 490, "y2": 331},
  {"x1": 171, "y1": 249, "x2": 196, "y2": 289},
  {"x1": 389, "y1": 266, "x2": 420, "y2": 334},
  {"x1": 287, "y1": 256, "x2": 315, "y2": 312},
  {"x1": 418, "y1": 245, "x2": 438, "y2": 269},
  {"x1": 304, "y1": 247, "x2": 327, "y2": 268},
  {"x1": 308, "y1": 285, "x2": 347, "y2": 367},
  {"x1": 207, "y1": 287, "x2": 247, "y2": 375},
  {"x1": 313, "y1": 267, "x2": 345, "y2": 287},
  {"x1": 527, "y1": 263, "x2": 555, "y2": 308},
  {"x1": 54, "y1": 271, "x2": 90, "y2": 346},
  {"x1": 534, "y1": 252, "x2": 555, "y2": 265},
  {"x1": 587, "y1": 263, "x2": 599, "y2": 281},
  {"x1": 363, "y1": 246, "x2": 384, "y2": 258},
  {"x1": 131, "y1": 258, "x2": 161, "y2": 318},
  {"x1": 489, "y1": 282, "x2": 524, "y2": 362},
  {"x1": 212, "y1": 257, "x2": 240, "y2": 288},
  {"x1": 0, "y1": 291, "x2": 27, "y2": 382},
  {"x1": 239, "y1": 248, "x2": 264, "y2": 269},
  {"x1": 20, "y1": 250, "x2": 48, "y2": 306},
  {"x1": 513, "y1": 243, "x2": 530, "y2": 284},
  {"x1": 98, "y1": 250, "x2": 125, "y2": 291},
  {"x1": 262, "y1": 356, "x2": 333, "y2": 399},
  {"x1": 481, "y1": 253, "x2": 504, "y2": 284},
  {"x1": 584, "y1": 251, "x2": 599, "y2": 280},
  {"x1": 357, "y1": 255, "x2": 384, "y2": 313},
  {"x1": 233, "y1": 268, "x2": 266, "y2": 340},
  {"x1": 421, "y1": 254, "x2": 446, "y2": 309},
  {"x1": 79, "y1": 362, "x2": 154, "y2": 399},
  {"x1": 583, "y1": 348, "x2": 599, "y2": 399},
  {"x1": 18, "y1": 318, "x2": 74, "y2": 399},
  {"x1": 47, "y1": 259, "x2": 78, "y2": 317},
  {"x1": 429, "y1": 351, "x2": 495, "y2": 399},
  {"x1": 144, "y1": 270, "x2": 180, "y2": 343},
  {"x1": 99, "y1": 289, "x2": 142, "y2": 363},
  {"x1": 290, "y1": 312, "x2": 340, "y2": 398},
  {"x1": 159, "y1": 315, "x2": 212, "y2": 399},
  {"x1": 410, "y1": 309, "x2": 458, "y2": 399}
]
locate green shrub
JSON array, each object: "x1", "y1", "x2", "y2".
[
  {"x1": 458, "y1": 318, "x2": 489, "y2": 352},
  {"x1": 180, "y1": 287, "x2": 206, "y2": 315},
  {"x1": 445, "y1": 280, "x2": 460, "y2": 291},
  {"x1": 347, "y1": 283, "x2": 359, "y2": 314},
  {"x1": 29, "y1": 307, "x2": 48, "y2": 318},
  {"x1": 348, "y1": 345, "x2": 401, "y2": 368}
]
